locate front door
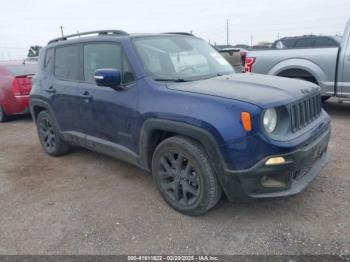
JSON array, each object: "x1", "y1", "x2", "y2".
[{"x1": 77, "y1": 42, "x2": 140, "y2": 152}]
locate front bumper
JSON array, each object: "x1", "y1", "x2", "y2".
[{"x1": 221, "y1": 127, "x2": 330, "y2": 201}]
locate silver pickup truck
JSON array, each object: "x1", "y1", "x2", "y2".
[{"x1": 246, "y1": 19, "x2": 350, "y2": 101}]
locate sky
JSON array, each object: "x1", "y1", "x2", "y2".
[{"x1": 0, "y1": 0, "x2": 349, "y2": 60}]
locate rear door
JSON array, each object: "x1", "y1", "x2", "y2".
[
  {"x1": 50, "y1": 45, "x2": 82, "y2": 132},
  {"x1": 76, "y1": 42, "x2": 139, "y2": 151}
]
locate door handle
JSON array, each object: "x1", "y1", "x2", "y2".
[
  {"x1": 45, "y1": 86, "x2": 56, "y2": 94},
  {"x1": 79, "y1": 91, "x2": 93, "y2": 100}
]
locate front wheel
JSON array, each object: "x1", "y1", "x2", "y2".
[
  {"x1": 152, "y1": 136, "x2": 222, "y2": 216},
  {"x1": 36, "y1": 111, "x2": 71, "y2": 156}
]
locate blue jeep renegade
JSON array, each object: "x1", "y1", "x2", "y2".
[{"x1": 30, "y1": 30, "x2": 330, "y2": 215}]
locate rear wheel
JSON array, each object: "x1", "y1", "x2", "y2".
[
  {"x1": 36, "y1": 111, "x2": 71, "y2": 156},
  {"x1": 0, "y1": 105, "x2": 9, "y2": 122},
  {"x1": 152, "y1": 136, "x2": 222, "y2": 216}
]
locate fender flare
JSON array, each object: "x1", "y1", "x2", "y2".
[
  {"x1": 29, "y1": 97, "x2": 61, "y2": 131},
  {"x1": 139, "y1": 119, "x2": 227, "y2": 173},
  {"x1": 268, "y1": 58, "x2": 327, "y2": 83}
]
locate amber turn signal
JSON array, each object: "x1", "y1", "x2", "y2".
[{"x1": 241, "y1": 112, "x2": 252, "y2": 132}]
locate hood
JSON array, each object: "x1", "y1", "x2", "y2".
[{"x1": 166, "y1": 73, "x2": 320, "y2": 108}]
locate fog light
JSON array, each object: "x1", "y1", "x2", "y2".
[
  {"x1": 261, "y1": 175, "x2": 287, "y2": 188},
  {"x1": 265, "y1": 157, "x2": 286, "y2": 165}
]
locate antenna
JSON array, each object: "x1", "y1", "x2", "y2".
[{"x1": 60, "y1": 26, "x2": 64, "y2": 37}]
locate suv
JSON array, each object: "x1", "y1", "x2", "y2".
[
  {"x1": 272, "y1": 35, "x2": 340, "y2": 49},
  {"x1": 30, "y1": 30, "x2": 331, "y2": 215}
]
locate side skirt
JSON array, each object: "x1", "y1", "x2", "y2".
[{"x1": 62, "y1": 131, "x2": 150, "y2": 171}]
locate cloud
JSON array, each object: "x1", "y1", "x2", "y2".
[{"x1": 0, "y1": 0, "x2": 349, "y2": 59}]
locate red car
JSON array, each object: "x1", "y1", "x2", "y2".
[{"x1": 0, "y1": 60, "x2": 37, "y2": 122}]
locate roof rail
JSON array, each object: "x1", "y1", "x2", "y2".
[
  {"x1": 48, "y1": 30, "x2": 129, "y2": 44},
  {"x1": 163, "y1": 32, "x2": 195, "y2": 36}
]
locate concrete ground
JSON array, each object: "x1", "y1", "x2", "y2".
[{"x1": 0, "y1": 98, "x2": 349, "y2": 255}]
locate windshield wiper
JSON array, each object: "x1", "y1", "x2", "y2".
[{"x1": 154, "y1": 78, "x2": 189, "y2": 82}]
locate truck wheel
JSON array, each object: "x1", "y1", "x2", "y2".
[
  {"x1": 0, "y1": 105, "x2": 9, "y2": 122},
  {"x1": 152, "y1": 136, "x2": 222, "y2": 216},
  {"x1": 36, "y1": 111, "x2": 71, "y2": 156},
  {"x1": 322, "y1": 96, "x2": 331, "y2": 102}
]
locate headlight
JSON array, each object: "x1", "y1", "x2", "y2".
[{"x1": 263, "y1": 108, "x2": 278, "y2": 133}]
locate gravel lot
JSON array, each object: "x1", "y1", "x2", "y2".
[{"x1": 0, "y1": 98, "x2": 349, "y2": 255}]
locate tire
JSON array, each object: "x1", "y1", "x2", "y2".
[
  {"x1": 322, "y1": 96, "x2": 331, "y2": 102},
  {"x1": 152, "y1": 136, "x2": 222, "y2": 216},
  {"x1": 0, "y1": 105, "x2": 9, "y2": 122},
  {"x1": 36, "y1": 111, "x2": 71, "y2": 156}
]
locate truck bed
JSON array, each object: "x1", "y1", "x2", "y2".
[{"x1": 247, "y1": 47, "x2": 339, "y2": 96}]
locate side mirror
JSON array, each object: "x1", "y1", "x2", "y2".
[{"x1": 94, "y1": 68, "x2": 122, "y2": 90}]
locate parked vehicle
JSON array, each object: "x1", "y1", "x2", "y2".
[
  {"x1": 245, "y1": 19, "x2": 350, "y2": 101},
  {"x1": 272, "y1": 35, "x2": 341, "y2": 49},
  {"x1": 214, "y1": 45, "x2": 246, "y2": 72},
  {"x1": 30, "y1": 30, "x2": 330, "y2": 215},
  {"x1": 0, "y1": 60, "x2": 37, "y2": 122}
]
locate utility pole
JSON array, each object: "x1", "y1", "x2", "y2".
[
  {"x1": 60, "y1": 26, "x2": 64, "y2": 37},
  {"x1": 250, "y1": 35, "x2": 254, "y2": 47},
  {"x1": 277, "y1": 32, "x2": 280, "y2": 40},
  {"x1": 226, "y1": 19, "x2": 230, "y2": 45}
]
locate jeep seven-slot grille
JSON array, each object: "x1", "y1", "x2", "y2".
[{"x1": 289, "y1": 94, "x2": 322, "y2": 133}]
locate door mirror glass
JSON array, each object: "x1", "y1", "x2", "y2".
[{"x1": 94, "y1": 68, "x2": 122, "y2": 89}]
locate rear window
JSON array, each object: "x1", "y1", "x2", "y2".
[
  {"x1": 7, "y1": 64, "x2": 37, "y2": 76},
  {"x1": 281, "y1": 39, "x2": 298, "y2": 48},
  {"x1": 314, "y1": 37, "x2": 339, "y2": 47},
  {"x1": 295, "y1": 38, "x2": 315, "y2": 48},
  {"x1": 44, "y1": 48, "x2": 54, "y2": 74},
  {"x1": 54, "y1": 45, "x2": 80, "y2": 80}
]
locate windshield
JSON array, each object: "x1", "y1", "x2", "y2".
[{"x1": 133, "y1": 36, "x2": 234, "y2": 81}]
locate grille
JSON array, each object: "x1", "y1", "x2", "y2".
[{"x1": 289, "y1": 93, "x2": 322, "y2": 133}]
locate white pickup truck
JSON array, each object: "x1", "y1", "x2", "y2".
[{"x1": 245, "y1": 19, "x2": 350, "y2": 101}]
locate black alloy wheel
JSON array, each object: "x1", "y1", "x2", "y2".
[
  {"x1": 152, "y1": 136, "x2": 222, "y2": 216},
  {"x1": 36, "y1": 111, "x2": 70, "y2": 156}
]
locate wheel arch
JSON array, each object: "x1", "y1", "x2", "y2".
[
  {"x1": 139, "y1": 119, "x2": 226, "y2": 174},
  {"x1": 277, "y1": 68, "x2": 318, "y2": 84},
  {"x1": 268, "y1": 58, "x2": 327, "y2": 84},
  {"x1": 29, "y1": 98, "x2": 60, "y2": 130}
]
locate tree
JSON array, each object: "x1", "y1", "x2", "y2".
[{"x1": 27, "y1": 45, "x2": 42, "y2": 58}]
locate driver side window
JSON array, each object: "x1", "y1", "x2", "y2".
[{"x1": 83, "y1": 43, "x2": 135, "y2": 85}]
